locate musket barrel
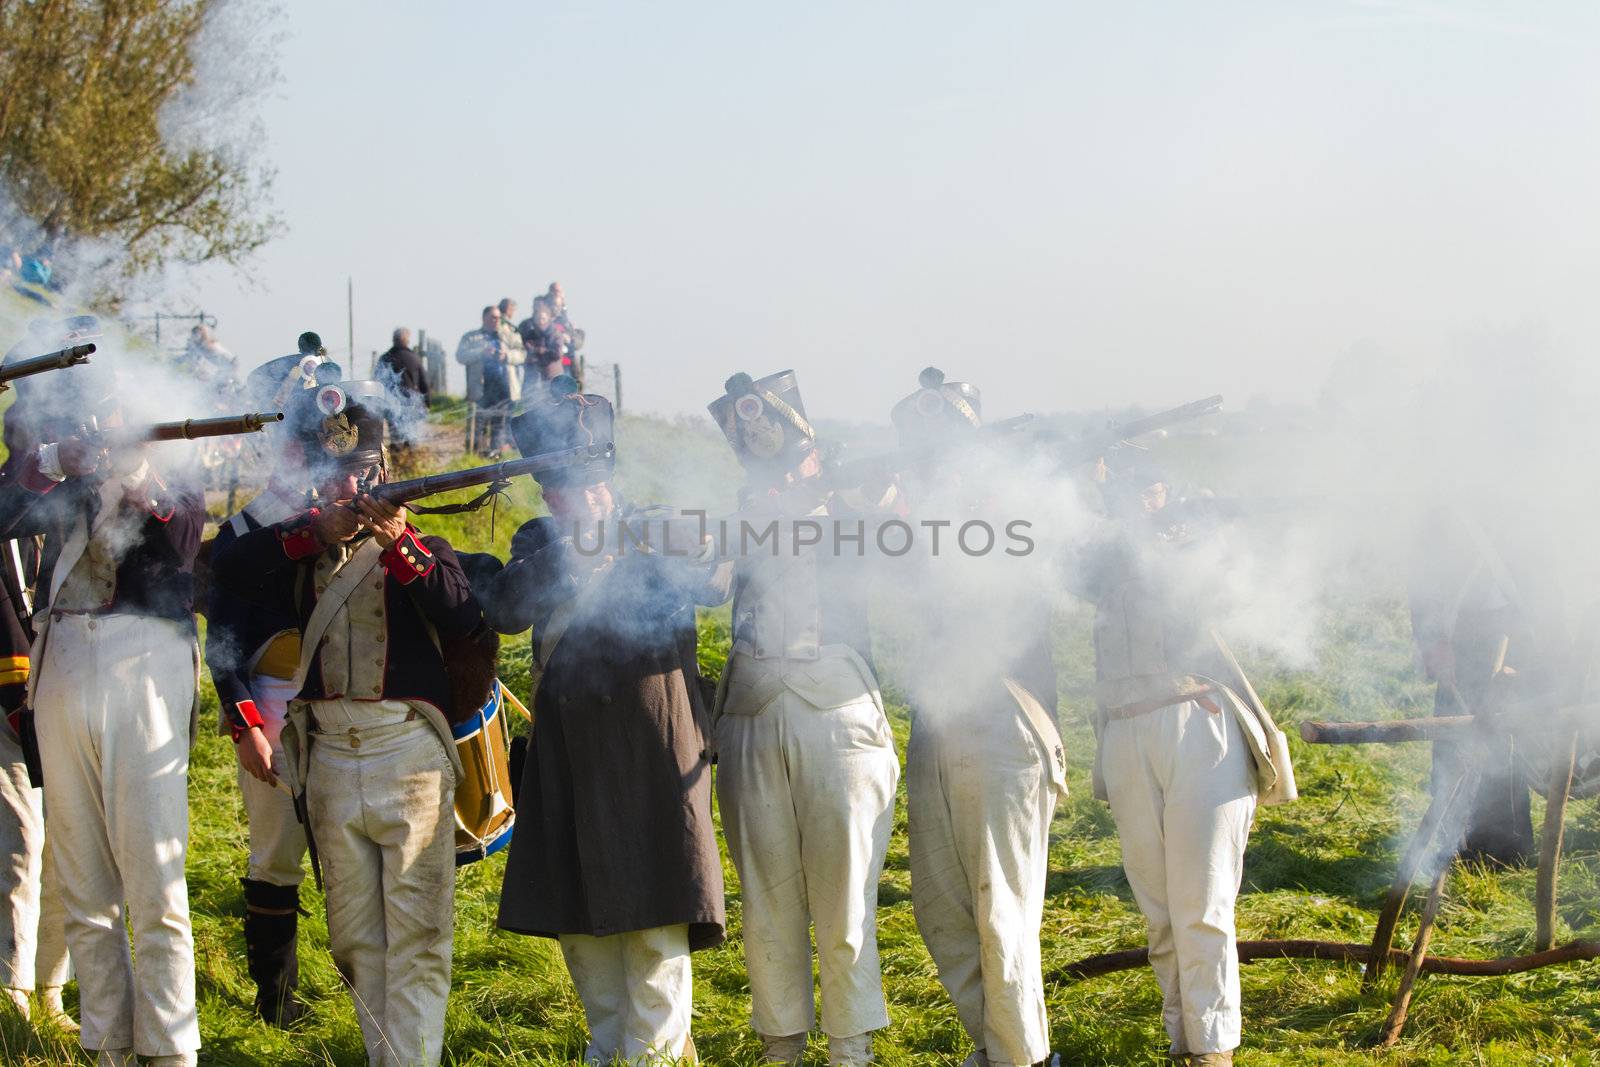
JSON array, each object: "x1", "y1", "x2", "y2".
[
  {"x1": 373, "y1": 442, "x2": 613, "y2": 505},
  {"x1": 138, "y1": 411, "x2": 284, "y2": 442},
  {"x1": 0, "y1": 343, "x2": 96, "y2": 387}
]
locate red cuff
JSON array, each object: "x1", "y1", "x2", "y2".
[
  {"x1": 380, "y1": 527, "x2": 435, "y2": 585},
  {"x1": 20, "y1": 453, "x2": 59, "y2": 494},
  {"x1": 229, "y1": 699, "x2": 266, "y2": 743},
  {"x1": 278, "y1": 510, "x2": 324, "y2": 560}
]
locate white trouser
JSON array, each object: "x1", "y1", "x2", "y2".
[
  {"x1": 559, "y1": 924, "x2": 693, "y2": 1064},
  {"x1": 307, "y1": 701, "x2": 455, "y2": 1067},
  {"x1": 37, "y1": 834, "x2": 71, "y2": 991},
  {"x1": 908, "y1": 709, "x2": 1056, "y2": 1067},
  {"x1": 0, "y1": 733, "x2": 71, "y2": 997},
  {"x1": 237, "y1": 745, "x2": 308, "y2": 887},
  {"x1": 240, "y1": 674, "x2": 306, "y2": 885},
  {"x1": 33, "y1": 613, "x2": 199, "y2": 1058},
  {"x1": 1102, "y1": 700, "x2": 1256, "y2": 1056},
  {"x1": 0, "y1": 726, "x2": 43, "y2": 992},
  {"x1": 715, "y1": 688, "x2": 899, "y2": 1042}
]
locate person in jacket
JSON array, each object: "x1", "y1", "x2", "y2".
[
  {"x1": 707, "y1": 369, "x2": 900, "y2": 1067},
  {"x1": 211, "y1": 380, "x2": 484, "y2": 1067},
  {"x1": 488, "y1": 377, "x2": 729, "y2": 1064},
  {"x1": 1, "y1": 359, "x2": 205, "y2": 1067},
  {"x1": 889, "y1": 368, "x2": 1064, "y2": 1067}
]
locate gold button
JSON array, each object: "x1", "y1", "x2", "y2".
[
  {"x1": 349, "y1": 734, "x2": 360, "y2": 749},
  {"x1": 376, "y1": 634, "x2": 386, "y2": 643}
]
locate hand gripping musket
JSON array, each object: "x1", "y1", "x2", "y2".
[
  {"x1": 359, "y1": 442, "x2": 615, "y2": 509},
  {"x1": 0, "y1": 343, "x2": 95, "y2": 391}
]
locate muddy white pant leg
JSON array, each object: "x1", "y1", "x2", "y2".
[
  {"x1": 1103, "y1": 702, "x2": 1254, "y2": 1057},
  {"x1": 1161, "y1": 710, "x2": 1254, "y2": 1055},
  {"x1": 716, "y1": 706, "x2": 816, "y2": 1039},
  {"x1": 309, "y1": 734, "x2": 389, "y2": 1062},
  {"x1": 369, "y1": 722, "x2": 455, "y2": 1067},
  {"x1": 311, "y1": 710, "x2": 454, "y2": 1067},
  {"x1": 0, "y1": 727, "x2": 42, "y2": 994},
  {"x1": 562, "y1": 925, "x2": 692, "y2": 1064},
  {"x1": 237, "y1": 745, "x2": 307, "y2": 887},
  {"x1": 909, "y1": 714, "x2": 1055, "y2": 1066},
  {"x1": 908, "y1": 724, "x2": 982, "y2": 1040},
  {"x1": 786, "y1": 692, "x2": 898, "y2": 1043},
  {"x1": 618, "y1": 924, "x2": 692, "y2": 1061},
  {"x1": 561, "y1": 932, "x2": 628, "y2": 1062},
  {"x1": 36, "y1": 837, "x2": 72, "y2": 992},
  {"x1": 35, "y1": 615, "x2": 198, "y2": 1059}
]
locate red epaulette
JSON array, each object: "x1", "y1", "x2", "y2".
[{"x1": 278, "y1": 510, "x2": 324, "y2": 560}]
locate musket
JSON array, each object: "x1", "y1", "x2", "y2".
[
  {"x1": 1039, "y1": 394, "x2": 1224, "y2": 465},
  {"x1": 100, "y1": 411, "x2": 284, "y2": 445},
  {"x1": 363, "y1": 442, "x2": 614, "y2": 505},
  {"x1": 0, "y1": 343, "x2": 95, "y2": 391}
]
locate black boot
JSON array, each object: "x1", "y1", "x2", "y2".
[{"x1": 241, "y1": 878, "x2": 307, "y2": 1027}]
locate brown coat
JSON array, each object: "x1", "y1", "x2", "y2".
[{"x1": 488, "y1": 511, "x2": 732, "y2": 949}]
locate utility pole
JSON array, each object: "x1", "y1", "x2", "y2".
[{"x1": 347, "y1": 276, "x2": 355, "y2": 364}]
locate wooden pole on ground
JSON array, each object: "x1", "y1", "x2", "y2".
[
  {"x1": 1363, "y1": 770, "x2": 1468, "y2": 991},
  {"x1": 1378, "y1": 852, "x2": 1453, "y2": 1048},
  {"x1": 1536, "y1": 733, "x2": 1579, "y2": 951}
]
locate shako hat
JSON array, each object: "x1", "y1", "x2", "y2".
[
  {"x1": 707, "y1": 369, "x2": 816, "y2": 475},
  {"x1": 508, "y1": 375, "x2": 615, "y2": 487},
  {"x1": 296, "y1": 379, "x2": 388, "y2": 474},
  {"x1": 890, "y1": 366, "x2": 982, "y2": 451},
  {"x1": 247, "y1": 352, "x2": 343, "y2": 415}
]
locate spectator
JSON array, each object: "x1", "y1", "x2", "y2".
[
  {"x1": 0, "y1": 246, "x2": 19, "y2": 288},
  {"x1": 456, "y1": 305, "x2": 511, "y2": 454},
  {"x1": 378, "y1": 327, "x2": 432, "y2": 411},
  {"x1": 517, "y1": 302, "x2": 576, "y2": 397},
  {"x1": 19, "y1": 248, "x2": 53, "y2": 290},
  {"x1": 454, "y1": 306, "x2": 500, "y2": 406},
  {"x1": 179, "y1": 325, "x2": 237, "y2": 389},
  {"x1": 496, "y1": 297, "x2": 526, "y2": 401},
  {"x1": 378, "y1": 327, "x2": 432, "y2": 463}
]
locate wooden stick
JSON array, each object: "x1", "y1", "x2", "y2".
[
  {"x1": 497, "y1": 681, "x2": 535, "y2": 726},
  {"x1": 1059, "y1": 937, "x2": 1600, "y2": 980},
  {"x1": 1300, "y1": 717, "x2": 1475, "y2": 745},
  {"x1": 1536, "y1": 732, "x2": 1579, "y2": 952},
  {"x1": 1300, "y1": 703, "x2": 1600, "y2": 746},
  {"x1": 1378, "y1": 843, "x2": 1452, "y2": 1047},
  {"x1": 1363, "y1": 769, "x2": 1468, "y2": 991}
]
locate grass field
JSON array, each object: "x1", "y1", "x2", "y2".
[{"x1": 2, "y1": 298, "x2": 1600, "y2": 1065}]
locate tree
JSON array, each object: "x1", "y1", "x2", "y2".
[{"x1": 0, "y1": 0, "x2": 282, "y2": 289}]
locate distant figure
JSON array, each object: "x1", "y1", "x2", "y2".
[
  {"x1": 18, "y1": 249, "x2": 52, "y2": 290},
  {"x1": 456, "y1": 306, "x2": 511, "y2": 454},
  {"x1": 1408, "y1": 508, "x2": 1572, "y2": 867},
  {"x1": 518, "y1": 302, "x2": 575, "y2": 396},
  {"x1": 178, "y1": 325, "x2": 236, "y2": 388},
  {"x1": 496, "y1": 298, "x2": 526, "y2": 402},
  {"x1": 0, "y1": 247, "x2": 19, "y2": 288},
  {"x1": 379, "y1": 327, "x2": 431, "y2": 408},
  {"x1": 378, "y1": 327, "x2": 431, "y2": 456}
]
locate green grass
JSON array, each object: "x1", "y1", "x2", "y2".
[{"x1": 3, "y1": 288, "x2": 1600, "y2": 1064}]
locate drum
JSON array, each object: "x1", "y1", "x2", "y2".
[{"x1": 453, "y1": 681, "x2": 517, "y2": 866}]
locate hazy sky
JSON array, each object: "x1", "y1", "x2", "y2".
[{"x1": 181, "y1": 0, "x2": 1600, "y2": 421}]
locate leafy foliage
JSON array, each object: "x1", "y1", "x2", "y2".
[{"x1": 0, "y1": 0, "x2": 281, "y2": 287}]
